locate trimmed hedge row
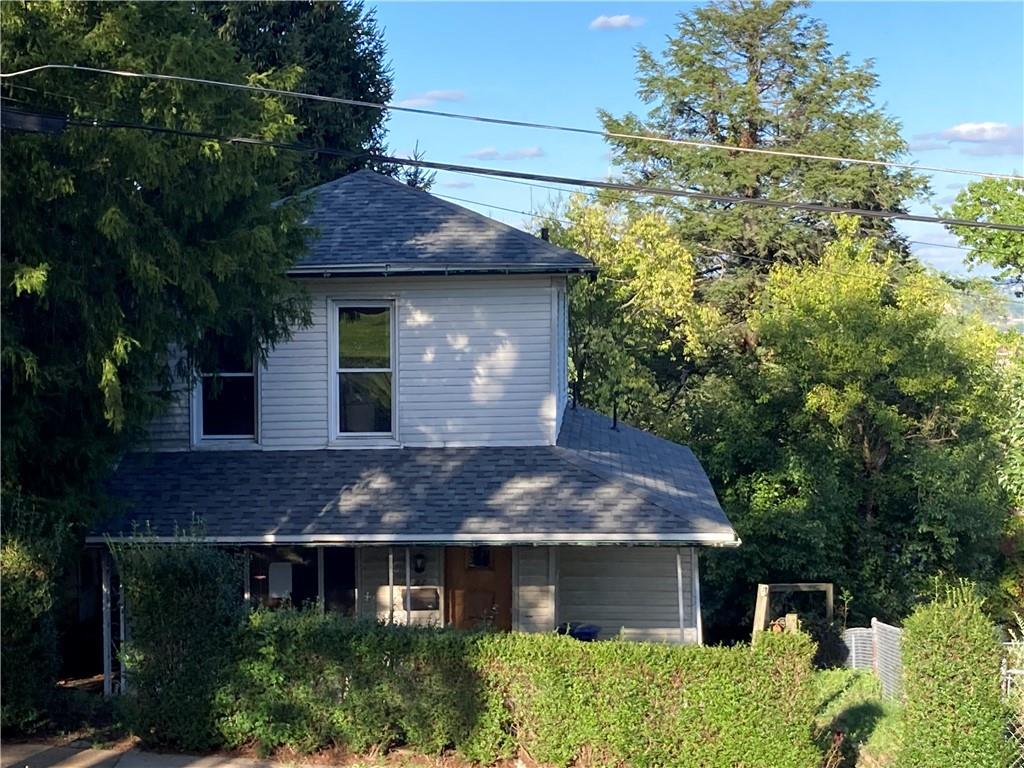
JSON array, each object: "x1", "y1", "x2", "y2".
[
  {"x1": 211, "y1": 611, "x2": 820, "y2": 767},
  {"x1": 115, "y1": 544, "x2": 822, "y2": 767},
  {"x1": 896, "y1": 585, "x2": 1011, "y2": 768}
]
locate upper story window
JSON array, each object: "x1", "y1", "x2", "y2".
[
  {"x1": 197, "y1": 335, "x2": 256, "y2": 441},
  {"x1": 335, "y1": 304, "x2": 394, "y2": 436}
]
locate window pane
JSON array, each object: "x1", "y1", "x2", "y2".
[
  {"x1": 339, "y1": 372, "x2": 391, "y2": 433},
  {"x1": 201, "y1": 332, "x2": 253, "y2": 374},
  {"x1": 202, "y1": 376, "x2": 256, "y2": 436},
  {"x1": 339, "y1": 307, "x2": 390, "y2": 368}
]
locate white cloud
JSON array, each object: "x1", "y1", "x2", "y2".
[
  {"x1": 440, "y1": 180, "x2": 474, "y2": 189},
  {"x1": 912, "y1": 121, "x2": 1024, "y2": 157},
  {"x1": 466, "y1": 147, "x2": 500, "y2": 160},
  {"x1": 395, "y1": 89, "x2": 466, "y2": 108},
  {"x1": 465, "y1": 146, "x2": 545, "y2": 161},
  {"x1": 589, "y1": 14, "x2": 645, "y2": 30},
  {"x1": 502, "y1": 146, "x2": 545, "y2": 160}
]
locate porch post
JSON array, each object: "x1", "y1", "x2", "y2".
[
  {"x1": 675, "y1": 547, "x2": 685, "y2": 645},
  {"x1": 118, "y1": 576, "x2": 127, "y2": 693},
  {"x1": 691, "y1": 549, "x2": 703, "y2": 646},
  {"x1": 242, "y1": 551, "x2": 251, "y2": 604},
  {"x1": 317, "y1": 546, "x2": 325, "y2": 615},
  {"x1": 101, "y1": 552, "x2": 112, "y2": 697},
  {"x1": 387, "y1": 547, "x2": 395, "y2": 624},
  {"x1": 404, "y1": 548, "x2": 412, "y2": 625}
]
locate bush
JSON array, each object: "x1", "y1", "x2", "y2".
[
  {"x1": 115, "y1": 549, "x2": 822, "y2": 765},
  {"x1": 112, "y1": 540, "x2": 244, "y2": 751},
  {"x1": 216, "y1": 611, "x2": 483, "y2": 757},
  {"x1": 475, "y1": 630, "x2": 821, "y2": 768},
  {"x1": 896, "y1": 584, "x2": 1012, "y2": 768},
  {"x1": 0, "y1": 538, "x2": 59, "y2": 733},
  {"x1": 214, "y1": 610, "x2": 819, "y2": 767}
]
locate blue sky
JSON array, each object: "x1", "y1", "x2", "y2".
[{"x1": 370, "y1": 2, "x2": 1023, "y2": 275}]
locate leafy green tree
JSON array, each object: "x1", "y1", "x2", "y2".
[
  {"x1": 601, "y1": 0, "x2": 927, "y2": 270},
  {"x1": 542, "y1": 196, "x2": 723, "y2": 419},
  {"x1": 203, "y1": 0, "x2": 396, "y2": 192},
  {"x1": 551, "y1": 198, "x2": 1016, "y2": 634},
  {"x1": 947, "y1": 178, "x2": 1024, "y2": 282},
  {"x1": 695, "y1": 219, "x2": 1012, "y2": 631},
  {"x1": 1, "y1": 2, "x2": 312, "y2": 539}
]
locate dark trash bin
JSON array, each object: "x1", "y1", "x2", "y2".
[{"x1": 556, "y1": 622, "x2": 601, "y2": 641}]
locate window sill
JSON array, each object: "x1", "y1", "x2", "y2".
[
  {"x1": 328, "y1": 435, "x2": 401, "y2": 450},
  {"x1": 192, "y1": 438, "x2": 261, "y2": 451}
]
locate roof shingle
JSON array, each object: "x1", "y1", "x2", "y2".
[
  {"x1": 291, "y1": 170, "x2": 595, "y2": 275},
  {"x1": 92, "y1": 407, "x2": 736, "y2": 546}
]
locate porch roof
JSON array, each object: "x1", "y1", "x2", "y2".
[{"x1": 89, "y1": 407, "x2": 738, "y2": 547}]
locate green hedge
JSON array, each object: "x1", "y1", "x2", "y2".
[
  {"x1": 112, "y1": 540, "x2": 245, "y2": 751},
  {"x1": 214, "y1": 612, "x2": 820, "y2": 767},
  {"x1": 0, "y1": 538, "x2": 59, "y2": 732},
  {"x1": 116, "y1": 544, "x2": 822, "y2": 766},
  {"x1": 896, "y1": 585, "x2": 1011, "y2": 768}
]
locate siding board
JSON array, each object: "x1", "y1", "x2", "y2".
[{"x1": 557, "y1": 547, "x2": 698, "y2": 644}]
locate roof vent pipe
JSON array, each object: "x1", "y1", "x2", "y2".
[{"x1": 540, "y1": 227, "x2": 549, "y2": 241}]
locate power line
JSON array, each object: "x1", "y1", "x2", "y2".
[
  {"x1": 2, "y1": 63, "x2": 1020, "y2": 182},
  {"x1": 433, "y1": 191, "x2": 1024, "y2": 307},
  {"x1": 5, "y1": 102, "x2": 1024, "y2": 234},
  {"x1": 446, "y1": 168, "x2": 1024, "y2": 264}
]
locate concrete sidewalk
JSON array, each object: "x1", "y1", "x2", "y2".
[{"x1": 1, "y1": 742, "x2": 281, "y2": 768}]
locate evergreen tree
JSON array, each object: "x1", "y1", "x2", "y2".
[{"x1": 601, "y1": 0, "x2": 928, "y2": 270}]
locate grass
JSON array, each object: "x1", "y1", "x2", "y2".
[{"x1": 813, "y1": 668, "x2": 902, "y2": 767}]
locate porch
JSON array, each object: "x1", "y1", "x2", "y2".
[{"x1": 95, "y1": 542, "x2": 704, "y2": 695}]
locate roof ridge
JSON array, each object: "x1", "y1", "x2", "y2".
[{"x1": 318, "y1": 169, "x2": 582, "y2": 261}]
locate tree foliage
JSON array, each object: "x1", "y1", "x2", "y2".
[
  {"x1": 947, "y1": 178, "x2": 1024, "y2": 283},
  {"x1": 601, "y1": 0, "x2": 927, "y2": 270},
  {"x1": 1, "y1": 3, "x2": 326, "y2": 537},
  {"x1": 551, "y1": 203, "x2": 1017, "y2": 635},
  {"x1": 202, "y1": 0, "x2": 395, "y2": 193}
]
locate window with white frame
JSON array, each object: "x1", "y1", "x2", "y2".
[
  {"x1": 198, "y1": 335, "x2": 256, "y2": 440},
  {"x1": 334, "y1": 304, "x2": 394, "y2": 435}
]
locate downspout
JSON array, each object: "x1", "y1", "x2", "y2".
[{"x1": 387, "y1": 547, "x2": 395, "y2": 625}]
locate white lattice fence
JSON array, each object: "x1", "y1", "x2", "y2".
[{"x1": 1003, "y1": 644, "x2": 1024, "y2": 768}]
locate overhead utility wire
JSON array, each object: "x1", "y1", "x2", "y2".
[
  {"x1": 433, "y1": 192, "x2": 1024, "y2": 307},
  {"x1": 6, "y1": 103, "x2": 1023, "y2": 234},
  {"x1": 449, "y1": 169, "x2": 1022, "y2": 262},
  {"x1": 1, "y1": 63, "x2": 1020, "y2": 182}
]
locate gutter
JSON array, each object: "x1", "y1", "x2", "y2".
[
  {"x1": 86, "y1": 531, "x2": 741, "y2": 547},
  {"x1": 286, "y1": 263, "x2": 597, "y2": 278}
]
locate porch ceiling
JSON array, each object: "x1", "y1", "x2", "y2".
[{"x1": 90, "y1": 407, "x2": 738, "y2": 546}]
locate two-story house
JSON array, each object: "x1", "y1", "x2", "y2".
[{"x1": 89, "y1": 170, "x2": 738, "y2": 685}]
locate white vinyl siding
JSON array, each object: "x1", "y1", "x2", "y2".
[
  {"x1": 513, "y1": 547, "x2": 556, "y2": 632},
  {"x1": 144, "y1": 275, "x2": 562, "y2": 450},
  {"x1": 557, "y1": 547, "x2": 698, "y2": 644},
  {"x1": 265, "y1": 276, "x2": 557, "y2": 449},
  {"x1": 145, "y1": 388, "x2": 191, "y2": 451},
  {"x1": 553, "y1": 279, "x2": 568, "y2": 434}
]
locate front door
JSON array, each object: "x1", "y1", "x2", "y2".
[{"x1": 445, "y1": 547, "x2": 512, "y2": 630}]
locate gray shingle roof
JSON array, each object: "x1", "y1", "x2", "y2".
[
  {"x1": 91, "y1": 407, "x2": 736, "y2": 546},
  {"x1": 291, "y1": 170, "x2": 595, "y2": 276}
]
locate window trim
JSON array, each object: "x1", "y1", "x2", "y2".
[
  {"x1": 327, "y1": 299, "x2": 399, "y2": 445},
  {"x1": 191, "y1": 359, "x2": 260, "y2": 447}
]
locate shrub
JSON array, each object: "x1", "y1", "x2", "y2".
[
  {"x1": 0, "y1": 538, "x2": 59, "y2": 733},
  {"x1": 112, "y1": 539, "x2": 244, "y2": 751},
  {"x1": 474, "y1": 631, "x2": 821, "y2": 768},
  {"x1": 896, "y1": 584, "x2": 1012, "y2": 768},
  {"x1": 214, "y1": 611, "x2": 820, "y2": 767},
  {"x1": 216, "y1": 611, "x2": 483, "y2": 757}
]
